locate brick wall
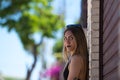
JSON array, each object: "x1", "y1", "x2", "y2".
[{"x1": 87, "y1": 0, "x2": 100, "y2": 80}]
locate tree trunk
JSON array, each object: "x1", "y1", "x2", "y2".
[
  {"x1": 26, "y1": 37, "x2": 43, "y2": 80},
  {"x1": 26, "y1": 46, "x2": 37, "y2": 80}
]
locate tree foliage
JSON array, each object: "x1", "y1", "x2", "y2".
[
  {"x1": 0, "y1": 0, "x2": 64, "y2": 51},
  {"x1": 53, "y1": 39, "x2": 63, "y2": 53},
  {"x1": 0, "y1": 0, "x2": 65, "y2": 80},
  {"x1": 53, "y1": 38, "x2": 63, "y2": 62}
]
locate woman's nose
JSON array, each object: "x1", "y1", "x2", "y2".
[{"x1": 66, "y1": 39, "x2": 70, "y2": 44}]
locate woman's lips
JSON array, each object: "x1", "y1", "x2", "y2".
[{"x1": 67, "y1": 45, "x2": 71, "y2": 47}]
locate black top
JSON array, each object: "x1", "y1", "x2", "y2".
[
  {"x1": 63, "y1": 58, "x2": 81, "y2": 80},
  {"x1": 63, "y1": 61, "x2": 69, "y2": 80},
  {"x1": 63, "y1": 53, "x2": 89, "y2": 80}
]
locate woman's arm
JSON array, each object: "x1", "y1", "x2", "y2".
[{"x1": 67, "y1": 55, "x2": 83, "y2": 80}]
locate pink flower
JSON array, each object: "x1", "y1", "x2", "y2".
[{"x1": 45, "y1": 65, "x2": 62, "y2": 77}]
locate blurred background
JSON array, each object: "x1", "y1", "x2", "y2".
[{"x1": 0, "y1": 0, "x2": 82, "y2": 80}]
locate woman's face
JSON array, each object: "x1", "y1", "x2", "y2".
[{"x1": 64, "y1": 30, "x2": 77, "y2": 54}]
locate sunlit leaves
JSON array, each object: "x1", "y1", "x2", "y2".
[
  {"x1": 0, "y1": 0, "x2": 65, "y2": 53},
  {"x1": 0, "y1": 0, "x2": 65, "y2": 79}
]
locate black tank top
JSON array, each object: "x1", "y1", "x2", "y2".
[
  {"x1": 63, "y1": 62, "x2": 69, "y2": 80},
  {"x1": 63, "y1": 61, "x2": 69, "y2": 80},
  {"x1": 63, "y1": 57, "x2": 81, "y2": 80},
  {"x1": 63, "y1": 53, "x2": 89, "y2": 80}
]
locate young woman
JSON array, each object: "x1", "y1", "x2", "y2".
[{"x1": 63, "y1": 24, "x2": 89, "y2": 80}]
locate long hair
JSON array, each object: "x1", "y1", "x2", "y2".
[{"x1": 63, "y1": 24, "x2": 89, "y2": 80}]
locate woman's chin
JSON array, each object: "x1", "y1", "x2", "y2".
[{"x1": 67, "y1": 49, "x2": 72, "y2": 53}]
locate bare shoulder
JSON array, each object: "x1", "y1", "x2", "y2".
[
  {"x1": 71, "y1": 55, "x2": 83, "y2": 63},
  {"x1": 68, "y1": 55, "x2": 83, "y2": 80},
  {"x1": 69, "y1": 55, "x2": 83, "y2": 70}
]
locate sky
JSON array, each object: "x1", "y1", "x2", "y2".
[
  {"x1": 0, "y1": 0, "x2": 81, "y2": 80},
  {"x1": 0, "y1": 27, "x2": 27, "y2": 78}
]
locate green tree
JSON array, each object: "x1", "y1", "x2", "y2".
[
  {"x1": 53, "y1": 38, "x2": 63, "y2": 61},
  {"x1": 0, "y1": 0, "x2": 64, "y2": 80},
  {"x1": 53, "y1": 39, "x2": 63, "y2": 53}
]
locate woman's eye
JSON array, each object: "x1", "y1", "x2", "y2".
[{"x1": 70, "y1": 37, "x2": 73, "y2": 40}]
